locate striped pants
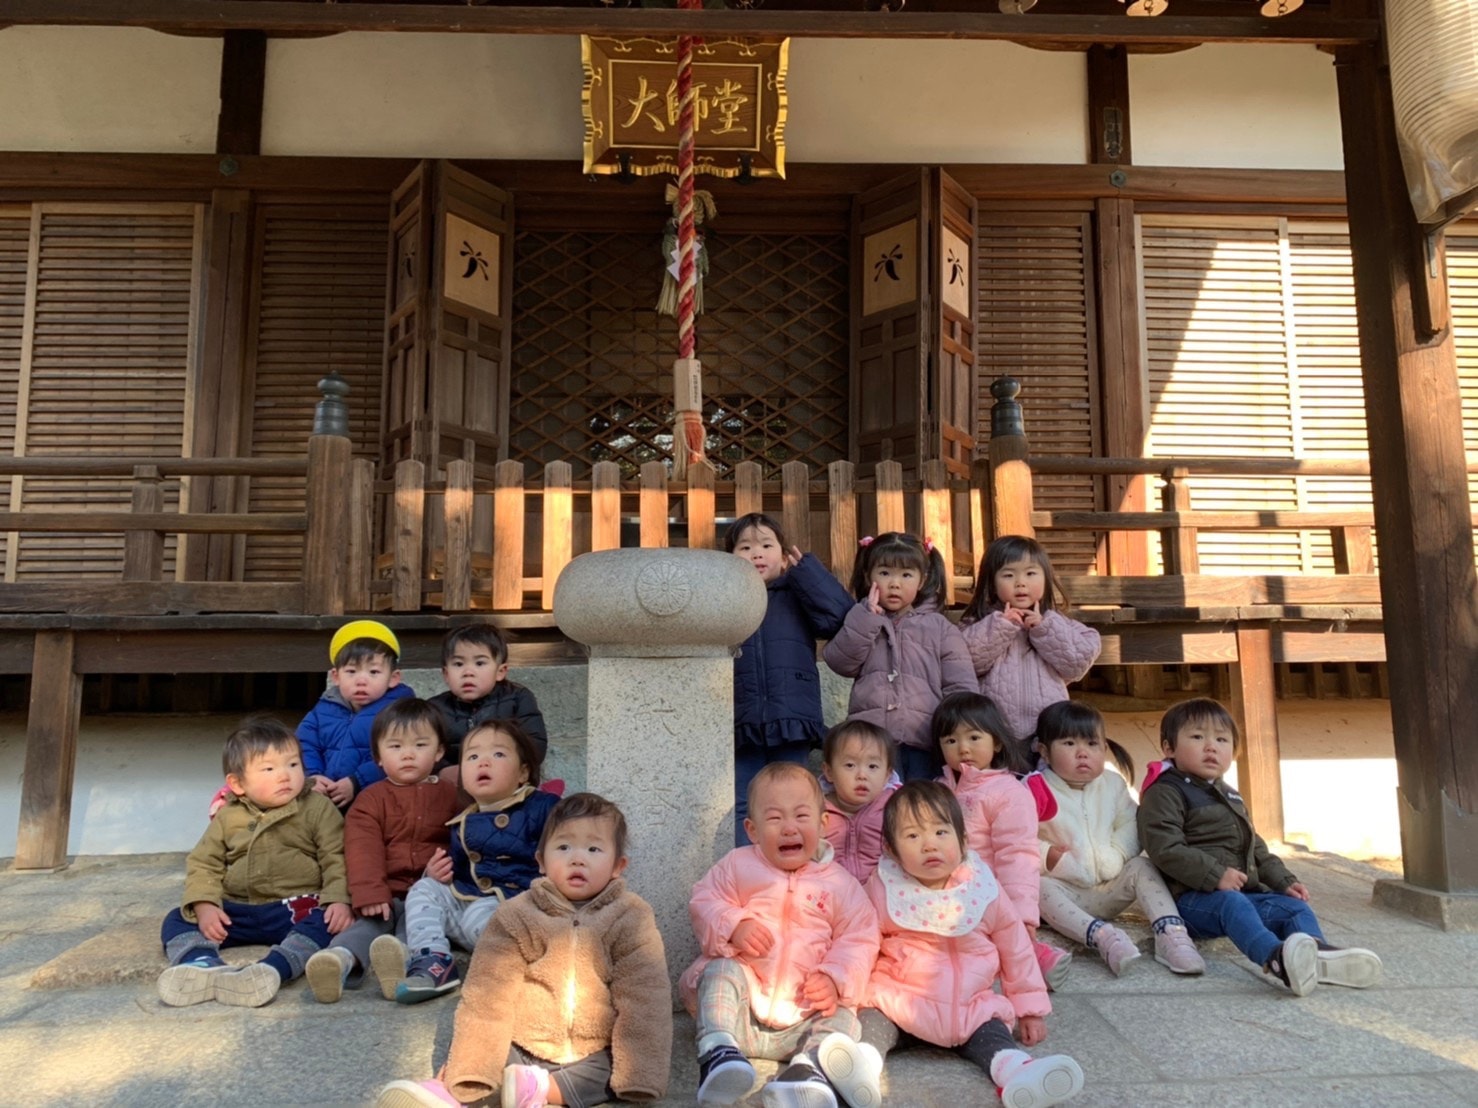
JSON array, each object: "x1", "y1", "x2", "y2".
[
  {"x1": 403, "y1": 877, "x2": 501, "y2": 955},
  {"x1": 694, "y1": 958, "x2": 860, "y2": 1062}
]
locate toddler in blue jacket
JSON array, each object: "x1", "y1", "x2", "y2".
[{"x1": 300, "y1": 619, "x2": 417, "y2": 808}]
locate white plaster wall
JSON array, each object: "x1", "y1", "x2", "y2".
[
  {"x1": 1130, "y1": 43, "x2": 1344, "y2": 170},
  {"x1": 0, "y1": 27, "x2": 220, "y2": 153}
]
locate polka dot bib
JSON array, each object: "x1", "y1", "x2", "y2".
[{"x1": 876, "y1": 850, "x2": 999, "y2": 937}]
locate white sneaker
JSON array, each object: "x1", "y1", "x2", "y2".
[
  {"x1": 370, "y1": 934, "x2": 409, "y2": 1001},
  {"x1": 1316, "y1": 945, "x2": 1382, "y2": 988},
  {"x1": 1266, "y1": 932, "x2": 1318, "y2": 997},
  {"x1": 999, "y1": 1054, "x2": 1084, "y2": 1108},
  {"x1": 306, "y1": 947, "x2": 353, "y2": 1004},
  {"x1": 816, "y1": 1032, "x2": 883, "y2": 1108},
  {"x1": 156, "y1": 960, "x2": 232, "y2": 1007}
]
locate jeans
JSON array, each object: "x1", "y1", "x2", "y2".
[
  {"x1": 1176, "y1": 889, "x2": 1324, "y2": 968},
  {"x1": 735, "y1": 740, "x2": 813, "y2": 846}
]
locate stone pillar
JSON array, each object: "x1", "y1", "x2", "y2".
[{"x1": 553, "y1": 548, "x2": 766, "y2": 985}]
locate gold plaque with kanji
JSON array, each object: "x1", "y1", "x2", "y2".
[{"x1": 582, "y1": 36, "x2": 788, "y2": 179}]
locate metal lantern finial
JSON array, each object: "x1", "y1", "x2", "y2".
[
  {"x1": 1260, "y1": 0, "x2": 1302, "y2": 15},
  {"x1": 1125, "y1": 0, "x2": 1168, "y2": 15}
]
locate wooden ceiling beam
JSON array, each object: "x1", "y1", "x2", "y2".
[{"x1": 0, "y1": 0, "x2": 1378, "y2": 46}]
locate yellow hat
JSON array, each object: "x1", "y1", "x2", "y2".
[{"x1": 329, "y1": 620, "x2": 401, "y2": 665}]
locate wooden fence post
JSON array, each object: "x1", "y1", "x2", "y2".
[
  {"x1": 687, "y1": 460, "x2": 716, "y2": 551},
  {"x1": 875, "y1": 461, "x2": 905, "y2": 535},
  {"x1": 782, "y1": 461, "x2": 811, "y2": 553},
  {"x1": 492, "y1": 460, "x2": 526, "y2": 610},
  {"x1": 443, "y1": 459, "x2": 474, "y2": 612},
  {"x1": 123, "y1": 464, "x2": 165, "y2": 582},
  {"x1": 922, "y1": 459, "x2": 953, "y2": 605},
  {"x1": 345, "y1": 458, "x2": 375, "y2": 612},
  {"x1": 640, "y1": 461, "x2": 669, "y2": 548},
  {"x1": 1231, "y1": 622, "x2": 1285, "y2": 842},
  {"x1": 591, "y1": 461, "x2": 621, "y2": 551},
  {"x1": 1332, "y1": 525, "x2": 1375, "y2": 575},
  {"x1": 828, "y1": 460, "x2": 857, "y2": 586},
  {"x1": 14, "y1": 631, "x2": 82, "y2": 871},
  {"x1": 735, "y1": 461, "x2": 763, "y2": 519},
  {"x1": 392, "y1": 459, "x2": 426, "y2": 611},
  {"x1": 1160, "y1": 466, "x2": 1199, "y2": 574},
  {"x1": 542, "y1": 461, "x2": 573, "y2": 610},
  {"x1": 987, "y1": 377, "x2": 1034, "y2": 540}
]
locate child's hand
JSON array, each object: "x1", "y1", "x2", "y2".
[
  {"x1": 424, "y1": 847, "x2": 454, "y2": 884},
  {"x1": 729, "y1": 919, "x2": 774, "y2": 958},
  {"x1": 1016, "y1": 1015, "x2": 1047, "y2": 1047},
  {"x1": 1045, "y1": 845, "x2": 1065, "y2": 871},
  {"x1": 1216, "y1": 867, "x2": 1248, "y2": 891},
  {"x1": 323, "y1": 902, "x2": 353, "y2": 934},
  {"x1": 1002, "y1": 606, "x2": 1026, "y2": 627},
  {"x1": 310, "y1": 775, "x2": 334, "y2": 795},
  {"x1": 865, "y1": 583, "x2": 883, "y2": 615},
  {"x1": 194, "y1": 902, "x2": 231, "y2": 943},
  {"x1": 1021, "y1": 603, "x2": 1043, "y2": 630},
  {"x1": 360, "y1": 902, "x2": 392, "y2": 921},
  {"x1": 325, "y1": 776, "x2": 356, "y2": 806},
  {"x1": 800, "y1": 970, "x2": 840, "y2": 1017},
  {"x1": 785, "y1": 545, "x2": 805, "y2": 570},
  {"x1": 1285, "y1": 882, "x2": 1311, "y2": 902}
]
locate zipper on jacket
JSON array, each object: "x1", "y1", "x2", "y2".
[
  {"x1": 562, "y1": 917, "x2": 581, "y2": 1061},
  {"x1": 948, "y1": 936, "x2": 964, "y2": 1046},
  {"x1": 765, "y1": 871, "x2": 800, "y2": 1025}
]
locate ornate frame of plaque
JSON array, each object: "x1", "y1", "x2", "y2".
[{"x1": 581, "y1": 35, "x2": 788, "y2": 179}]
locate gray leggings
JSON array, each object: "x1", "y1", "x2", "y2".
[
  {"x1": 507, "y1": 1044, "x2": 615, "y2": 1108},
  {"x1": 327, "y1": 898, "x2": 404, "y2": 986},
  {"x1": 859, "y1": 1008, "x2": 1018, "y2": 1076}
]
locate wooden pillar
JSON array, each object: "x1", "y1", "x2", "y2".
[
  {"x1": 987, "y1": 377, "x2": 1034, "y2": 540},
  {"x1": 1336, "y1": 42, "x2": 1478, "y2": 893},
  {"x1": 15, "y1": 632, "x2": 83, "y2": 872},
  {"x1": 1230, "y1": 622, "x2": 1284, "y2": 842},
  {"x1": 216, "y1": 30, "x2": 266, "y2": 156}
]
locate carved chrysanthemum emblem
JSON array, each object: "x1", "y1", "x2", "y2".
[{"x1": 636, "y1": 559, "x2": 691, "y2": 616}]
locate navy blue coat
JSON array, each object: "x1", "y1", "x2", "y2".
[
  {"x1": 297, "y1": 683, "x2": 418, "y2": 790},
  {"x1": 734, "y1": 553, "x2": 853, "y2": 750},
  {"x1": 448, "y1": 788, "x2": 558, "y2": 900}
]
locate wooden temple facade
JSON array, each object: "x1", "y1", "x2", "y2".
[{"x1": 1, "y1": 1, "x2": 1475, "y2": 918}]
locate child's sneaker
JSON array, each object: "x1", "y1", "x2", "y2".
[
  {"x1": 816, "y1": 1032, "x2": 883, "y2": 1108},
  {"x1": 1315, "y1": 942, "x2": 1382, "y2": 988},
  {"x1": 761, "y1": 1062, "x2": 837, "y2": 1108},
  {"x1": 305, "y1": 947, "x2": 354, "y2": 1004},
  {"x1": 1153, "y1": 924, "x2": 1206, "y2": 975},
  {"x1": 1035, "y1": 940, "x2": 1072, "y2": 990},
  {"x1": 997, "y1": 1054, "x2": 1085, "y2": 1108},
  {"x1": 1263, "y1": 931, "x2": 1318, "y2": 996},
  {"x1": 213, "y1": 962, "x2": 281, "y2": 1007},
  {"x1": 394, "y1": 950, "x2": 461, "y2": 1004},
  {"x1": 376, "y1": 1078, "x2": 462, "y2": 1107},
  {"x1": 696, "y1": 1044, "x2": 756, "y2": 1106},
  {"x1": 370, "y1": 934, "x2": 410, "y2": 1000},
  {"x1": 156, "y1": 954, "x2": 230, "y2": 1007},
  {"x1": 501, "y1": 1063, "x2": 551, "y2": 1108},
  {"x1": 1091, "y1": 925, "x2": 1141, "y2": 976}
]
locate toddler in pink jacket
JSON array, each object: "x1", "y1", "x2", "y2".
[
  {"x1": 820, "y1": 720, "x2": 900, "y2": 886},
  {"x1": 960, "y1": 535, "x2": 1101, "y2": 747},
  {"x1": 681, "y1": 763, "x2": 881, "y2": 1108},
  {"x1": 819, "y1": 782, "x2": 1082, "y2": 1108},
  {"x1": 935, "y1": 692, "x2": 1076, "y2": 992}
]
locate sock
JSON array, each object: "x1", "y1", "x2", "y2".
[
  {"x1": 1152, "y1": 915, "x2": 1186, "y2": 934},
  {"x1": 1084, "y1": 919, "x2": 1106, "y2": 946},
  {"x1": 989, "y1": 1048, "x2": 1032, "y2": 1088},
  {"x1": 261, "y1": 951, "x2": 293, "y2": 982},
  {"x1": 788, "y1": 1052, "x2": 817, "y2": 1072},
  {"x1": 178, "y1": 946, "x2": 224, "y2": 967},
  {"x1": 697, "y1": 1032, "x2": 740, "y2": 1057}
]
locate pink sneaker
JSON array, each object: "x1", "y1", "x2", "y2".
[
  {"x1": 375, "y1": 1079, "x2": 461, "y2": 1108},
  {"x1": 501, "y1": 1064, "x2": 551, "y2": 1108},
  {"x1": 1034, "y1": 940, "x2": 1072, "y2": 991}
]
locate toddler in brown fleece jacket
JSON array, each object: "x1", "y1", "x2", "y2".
[{"x1": 375, "y1": 792, "x2": 673, "y2": 1108}]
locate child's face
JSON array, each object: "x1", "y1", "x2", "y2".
[
  {"x1": 539, "y1": 815, "x2": 628, "y2": 902},
  {"x1": 442, "y1": 643, "x2": 508, "y2": 704},
  {"x1": 1043, "y1": 733, "x2": 1106, "y2": 788},
  {"x1": 1165, "y1": 718, "x2": 1236, "y2": 781},
  {"x1": 228, "y1": 744, "x2": 305, "y2": 810},
  {"x1": 331, "y1": 653, "x2": 400, "y2": 709},
  {"x1": 732, "y1": 524, "x2": 786, "y2": 584},
  {"x1": 890, "y1": 805, "x2": 964, "y2": 890},
  {"x1": 993, "y1": 556, "x2": 1046, "y2": 611},
  {"x1": 377, "y1": 723, "x2": 444, "y2": 787},
  {"x1": 940, "y1": 721, "x2": 1000, "y2": 773},
  {"x1": 461, "y1": 727, "x2": 529, "y2": 804},
  {"x1": 744, "y1": 775, "x2": 823, "y2": 872},
  {"x1": 823, "y1": 738, "x2": 890, "y2": 811},
  {"x1": 869, "y1": 563, "x2": 921, "y2": 613}
]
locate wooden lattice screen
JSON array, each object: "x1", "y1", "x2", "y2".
[{"x1": 510, "y1": 229, "x2": 849, "y2": 478}]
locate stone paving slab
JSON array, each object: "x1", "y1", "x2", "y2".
[{"x1": 2, "y1": 850, "x2": 1475, "y2": 1108}]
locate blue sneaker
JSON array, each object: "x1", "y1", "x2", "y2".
[
  {"x1": 394, "y1": 950, "x2": 460, "y2": 1004},
  {"x1": 696, "y1": 1045, "x2": 755, "y2": 1106}
]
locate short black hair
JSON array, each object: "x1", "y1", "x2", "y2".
[
  {"x1": 725, "y1": 512, "x2": 789, "y2": 554},
  {"x1": 537, "y1": 792, "x2": 630, "y2": 860},
  {"x1": 370, "y1": 697, "x2": 449, "y2": 762},
  {"x1": 464, "y1": 718, "x2": 544, "y2": 786},
  {"x1": 224, "y1": 715, "x2": 300, "y2": 780},
  {"x1": 821, "y1": 719, "x2": 894, "y2": 771},
  {"x1": 441, "y1": 623, "x2": 510, "y2": 667},
  {"x1": 882, "y1": 780, "x2": 966, "y2": 858},
  {"x1": 930, "y1": 692, "x2": 1031, "y2": 774},
  {"x1": 1035, "y1": 699, "x2": 1135, "y2": 781},
  {"x1": 333, "y1": 638, "x2": 398, "y2": 669},
  {"x1": 1160, "y1": 697, "x2": 1240, "y2": 754}
]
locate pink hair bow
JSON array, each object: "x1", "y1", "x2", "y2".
[
  {"x1": 923, "y1": 537, "x2": 935, "y2": 554},
  {"x1": 858, "y1": 536, "x2": 874, "y2": 547}
]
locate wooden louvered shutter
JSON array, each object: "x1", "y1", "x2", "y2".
[
  {"x1": 241, "y1": 202, "x2": 388, "y2": 580},
  {"x1": 7, "y1": 204, "x2": 201, "y2": 580},
  {"x1": 976, "y1": 209, "x2": 1101, "y2": 575},
  {"x1": 931, "y1": 170, "x2": 977, "y2": 482},
  {"x1": 1140, "y1": 216, "x2": 1302, "y2": 574},
  {"x1": 1449, "y1": 226, "x2": 1478, "y2": 556},
  {"x1": 0, "y1": 207, "x2": 26, "y2": 572}
]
